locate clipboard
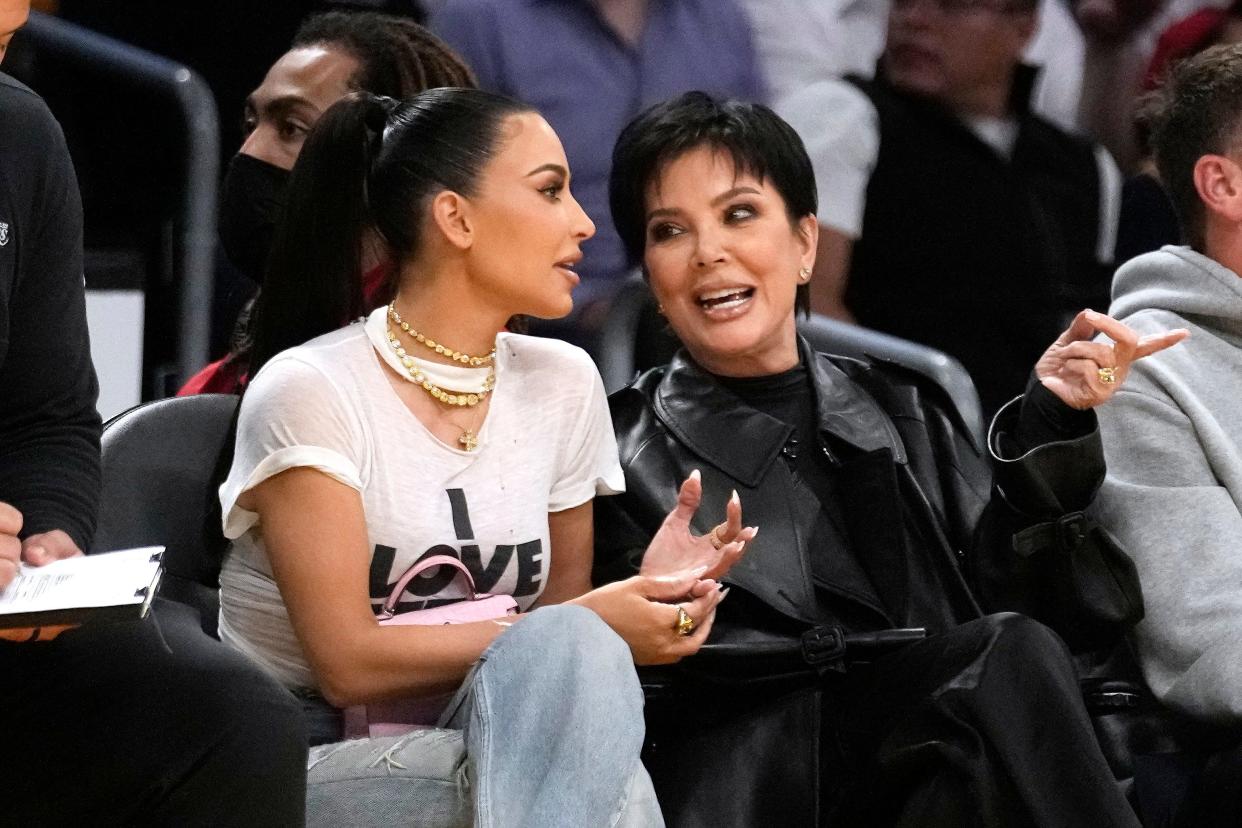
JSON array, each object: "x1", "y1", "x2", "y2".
[{"x1": 0, "y1": 546, "x2": 166, "y2": 629}]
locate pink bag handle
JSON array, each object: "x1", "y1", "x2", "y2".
[{"x1": 381, "y1": 554, "x2": 479, "y2": 617}]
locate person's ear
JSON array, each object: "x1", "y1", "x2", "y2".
[
  {"x1": 1194, "y1": 154, "x2": 1242, "y2": 226},
  {"x1": 429, "y1": 190, "x2": 474, "y2": 251},
  {"x1": 796, "y1": 214, "x2": 819, "y2": 273}
]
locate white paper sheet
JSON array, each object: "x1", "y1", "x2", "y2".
[{"x1": 0, "y1": 546, "x2": 164, "y2": 616}]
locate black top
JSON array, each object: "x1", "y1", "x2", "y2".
[
  {"x1": 0, "y1": 73, "x2": 101, "y2": 549},
  {"x1": 716, "y1": 362, "x2": 878, "y2": 620},
  {"x1": 716, "y1": 362, "x2": 840, "y2": 519}
]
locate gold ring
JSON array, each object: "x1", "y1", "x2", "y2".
[
  {"x1": 674, "y1": 606, "x2": 696, "y2": 637},
  {"x1": 707, "y1": 526, "x2": 725, "y2": 550},
  {"x1": 1097, "y1": 367, "x2": 1117, "y2": 385}
]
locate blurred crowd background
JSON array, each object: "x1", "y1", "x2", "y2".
[{"x1": 6, "y1": 0, "x2": 1237, "y2": 418}]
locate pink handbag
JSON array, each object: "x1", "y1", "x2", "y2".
[{"x1": 342, "y1": 554, "x2": 519, "y2": 739}]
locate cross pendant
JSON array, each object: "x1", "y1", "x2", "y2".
[{"x1": 458, "y1": 430, "x2": 478, "y2": 451}]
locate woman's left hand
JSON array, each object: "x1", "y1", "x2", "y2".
[
  {"x1": 639, "y1": 470, "x2": 757, "y2": 581},
  {"x1": 1035, "y1": 309, "x2": 1188, "y2": 410}
]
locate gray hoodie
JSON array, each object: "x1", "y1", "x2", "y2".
[{"x1": 1093, "y1": 245, "x2": 1242, "y2": 722}]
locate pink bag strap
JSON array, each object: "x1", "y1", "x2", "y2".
[{"x1": 381, "y1": 554, "x2": 479, "y2": 616}]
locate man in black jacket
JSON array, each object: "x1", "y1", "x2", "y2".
[{"x1": 0, "y1": 4, "x2": 307, "y2": 822}]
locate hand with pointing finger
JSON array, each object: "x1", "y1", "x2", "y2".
[{"x1": 1035, "y1": 309, "x2": 1188, "y2": 410}]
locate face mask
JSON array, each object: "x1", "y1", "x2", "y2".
[{"x1": 218, "y1": 152, "x2": 290, "y2": 283}]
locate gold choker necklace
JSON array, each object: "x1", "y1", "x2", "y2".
[
  {"x1": 384, "y1": 325, "x2": 495, "y2": 409},
  {"x1": 387, "y1": 302, "x2": 495, "y2": 367}
]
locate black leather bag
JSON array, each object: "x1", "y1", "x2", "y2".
[{"x1": 977, "y1": 509, "x2": 1144, "y2": 652}]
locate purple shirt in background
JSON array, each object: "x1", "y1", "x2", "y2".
[{"x1": 431, "y1": 0, "x2": 766, "y2": 303}]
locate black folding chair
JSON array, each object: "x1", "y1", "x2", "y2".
[{"x1": 93, "y1": 393, "x2": 238, "y2": 636}]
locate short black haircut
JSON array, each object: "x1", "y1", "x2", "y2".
[
  {"x1": 609, "y1": 92, "x2": 818, "y2": 314},
  {"x1": 293, "y1": 10, "x2": 475, "y2": 100},
  {"x1": 1151, "y1": 43, "x2": 1242, "y2": 250}
]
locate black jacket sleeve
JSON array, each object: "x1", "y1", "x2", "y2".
[
  {"x1": 970, "y1": 386, "x2": 1143, "y2": 651},
  {"x1": 0, "y1": 77, "x2": 101, "y2": 550}
]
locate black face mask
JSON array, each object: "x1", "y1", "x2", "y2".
[{"x1": 218, "y1": 152, "x2": 290, "y2": 284}]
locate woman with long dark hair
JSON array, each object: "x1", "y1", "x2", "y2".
[{"x1": 218, "y1": 87, "x2": 749, "y2": 825}]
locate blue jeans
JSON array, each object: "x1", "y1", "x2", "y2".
[{"x1": 305, "y1": 604, "x2": 664, "y2": 827}]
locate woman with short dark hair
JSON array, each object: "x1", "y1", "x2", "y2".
[{"x1": 596, "y1": 91, "x2": 1183, "y2": 826}]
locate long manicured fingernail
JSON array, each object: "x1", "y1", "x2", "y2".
[
  {"x1": 730, "y1": 489, "x2": 739, "y2": 503},
  {"x1": 718, "y1": 587, "x2": 731, "y2": 601},
  {"x1": 690, "y1": 469, "x2": 701, "y2": 481}
]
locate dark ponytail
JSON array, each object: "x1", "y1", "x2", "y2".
[
  {"x1": 249, "y1": 93, "x2": 397, "y2": 375},
  {"x1": 248, "y1": 87, "x2": 534, "y2": 376}
]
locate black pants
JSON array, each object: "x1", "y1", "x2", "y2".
[
  {"x1": 0, "y1": 600, "x2": 307, "y2": 827},
  {"x1": 645, "y1": 613, "x2": 1139, "y2": 828}
]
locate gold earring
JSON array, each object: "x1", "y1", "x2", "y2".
[
  {"x1": 656, "y1": 303, "x2": 665, "y2": 314},
  {"x1": 799, "y1": 267, "x2": 811, "y2": 282}
]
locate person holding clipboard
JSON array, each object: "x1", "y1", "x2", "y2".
[{"x1": 0, "y1": 2, "x2": 307, "y2": 823}]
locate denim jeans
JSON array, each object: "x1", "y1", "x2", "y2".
[{"x1": 305, "y1": 604, "x2": 664, "y2": 827}]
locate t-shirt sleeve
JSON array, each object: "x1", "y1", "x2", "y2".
[
  {"x1": 774, "y1": 79, "x2": 879, "y2": 238},
  {"x1": 548, "y1": 357, "x2": 625, "y2": 512},
  {"x1": 220, "y1": 355, "x2": 366, "y2": 539}
]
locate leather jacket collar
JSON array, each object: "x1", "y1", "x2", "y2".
[{"x1": 653, "y1": 337, "x2": 906, "y2": 488}]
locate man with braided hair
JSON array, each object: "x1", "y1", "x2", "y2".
[{"x1": 198, "y1": 9, "x2": 476, "y2": 383}]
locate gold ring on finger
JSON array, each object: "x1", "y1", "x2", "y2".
[
  {"x1": 674, "y1": 606, "x2": 696, "y2": 637},
  {"x1": 1097, "y1": 366, "x2": 1117, "y2": 385},
  {"x1": 707, "y1": 527, "x2": 725, "y2": 550}
]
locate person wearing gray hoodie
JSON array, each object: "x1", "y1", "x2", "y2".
[
  {"x1": 1097, "y1": 245, "x2": 1242, "y2": 720},
  {"x1": 1093, "y1": 43, "x2": 1242, "y2": 725}
]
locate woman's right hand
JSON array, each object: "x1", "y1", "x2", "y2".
[{"x1": 574, "y1": 573, "x2": 726, "y2": 665}]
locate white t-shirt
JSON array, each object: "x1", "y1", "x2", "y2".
[{"x1": 217, "y1": 308, "x2": 625, "y2": 689}]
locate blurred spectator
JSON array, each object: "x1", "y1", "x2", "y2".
[
  {"x1": 430, "y1": 0, "x2": 765, "y2": 305},
  {"x1": 1077, "y1": 0, "x2": 1232, "y2": 170},
  {"x1": 180, "y1": 10, "x2": 474, "y2": 395},
  {"x1": 1116, "y1": 1, "x2": 1242, "y2": 262},
  {"x1": 738, "y1": 0, "x2": 1084, "y2": 132},
  {"x1": 1115, "y1": 92, "x2": 1183, "y2": 262},
  {"x1": 804, "y1": 0, "x2": 1121, "y2": 417}
]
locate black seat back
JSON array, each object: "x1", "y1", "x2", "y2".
[{"x1": 94, "y1": 393, "x2": 238, "y2": 635}]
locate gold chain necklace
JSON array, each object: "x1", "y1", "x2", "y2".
[
  {"x1": 387, "y1": 302, "x2": 495, "y2": 367},
  {"x1": 383, "y1": 324, "x2": 495, "y2": 451}
]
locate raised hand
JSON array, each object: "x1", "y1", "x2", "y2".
[
  {"x1": 639, "y1": 469, "x2": 757, "y2": 581},
  {"x1": 1035, "y1": 309, "x2": 1188, "y2": 410}
]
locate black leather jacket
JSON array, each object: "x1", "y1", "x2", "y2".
[{"x1": 594, "y1": 338, "x2": 1141, "y2": 652}]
